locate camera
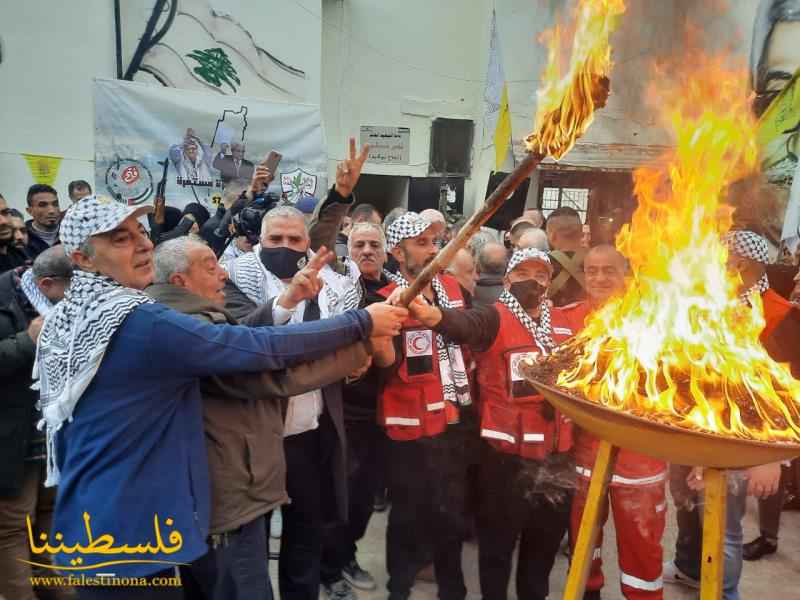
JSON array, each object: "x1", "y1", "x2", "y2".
[{"x1": 232, "y1": 192, "x2": 282, "y2": 245}]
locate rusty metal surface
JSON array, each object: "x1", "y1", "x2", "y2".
[{"x1": 528, "y1": 380, "x2": 800, "y2": 468}]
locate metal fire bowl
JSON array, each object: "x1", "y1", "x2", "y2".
[{"x1": 528, "y1": 379, "x2": 800, "y2": 468}]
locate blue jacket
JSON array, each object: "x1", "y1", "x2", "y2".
[{"x1": 50, "y1": 302, "x2": 371, "y2": 577}]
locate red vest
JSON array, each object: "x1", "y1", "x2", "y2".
[
  {"x1": 565, "y1": 301, "x2": 667, "y2": 487},
  {"x1": 377, "y1": 275, "x2": 468, "y2": 441},
  {"x1": 473, "y1": 303, "x2": 577, "y2": 460},
  {"x1": 762, "y1": 288, "x2": 795, "y2": 341}
]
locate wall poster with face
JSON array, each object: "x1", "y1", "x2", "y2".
[{"x1": 751, "y1": 0, "x2": 800, "y2": 256}]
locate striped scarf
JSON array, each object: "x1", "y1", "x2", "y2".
[{"x1": 383, "y1": 270, "x2": 472, "y2": 406}]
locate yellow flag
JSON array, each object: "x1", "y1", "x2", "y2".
[
  {"x1": 22, "y1": 154, "x2": 63, "y2": 187},
  {"x1": 495, "y1": 84, "x2": 512, "y2": 171},
  {"x1": 484, "y1": 10, "x2": 512, "y2": 171}
]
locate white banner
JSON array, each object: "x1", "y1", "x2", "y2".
[{"x1": 93, "y1": 78, "x2": 327, "y2": 210}]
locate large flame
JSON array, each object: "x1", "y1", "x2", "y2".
[
  {"x1": 526, "y1": 0, "x2": 625, "y2": 159},
  {"x1": 557, "y1": 53, "x2": 800, "y2": 443}
]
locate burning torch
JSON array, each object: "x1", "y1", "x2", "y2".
[{"x1": 396, "y1": 0, "x2": 623, "y2": 305}]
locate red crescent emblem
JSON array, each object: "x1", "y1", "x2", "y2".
[{"x1": 411, "y1": 334, "x2": 427, "y2": 353}]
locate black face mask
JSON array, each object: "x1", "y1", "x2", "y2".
[
  {"x1": 260, "y1": 247, "x2": 308, "y2": 280},
  {"x1": 509, "y1": 279, "x2": 547, "y2": 310}
]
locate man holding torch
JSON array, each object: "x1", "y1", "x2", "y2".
[
  {"x1": 377, "y1": 211, "x2": 475, "y2": 600},
  {"x1": 399, "y1": 248, "x2": 580, "y2": 600}
]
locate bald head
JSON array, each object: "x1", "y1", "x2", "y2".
[
  {"x1": 546, "y1": 214, "x2": 583, "y2": 252},
  {"x1": 477, "y1": 242, "x2": 508, "y2": 277},
  {"x1": 584, "y1": 244, "x2": 626, "y2": 304},
  {"x1": 518, "y1": 228, "x2": 548, "y2": 252},
  {"x1": 446, "y1": 248, "x2": 478, "y2": 295},
  {"x1": 419, "y1": 208, "x2": 446, "y2": 226}
]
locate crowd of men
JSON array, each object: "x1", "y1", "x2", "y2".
[{"x1": 1, "y1": 144, "x2": 800, "y2": 600}]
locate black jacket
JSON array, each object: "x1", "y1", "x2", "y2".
[
  {"x1": 343, "y1": 274, "x2": 389, "y2": 422},
  {"x1": 25, "y1": 220, "x2": 59, "y2": 260},
  {"x1": 473, "y1": 274, "x2": 504, "y2": 306},
  {"x1": 0, "y1": 246, "x2": 30, "y2": 273},
  {"x1": 0, "y1": 269, "x2": 38, "y2": 496}
]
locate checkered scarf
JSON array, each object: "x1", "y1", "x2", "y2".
[
  {"x1": 498, "y1": 248, "x2": 556, "y2": 353},
  {"x1": 498, "y1": 290, "x2": 556, "y2": 354},
  {"x1": 723, "y1": 230, "x2": 770, "y2": 304},
  {"x1": 32, "y1": 270, "x2": 154, "y2": 486},
  {"x1": 20, "y1": 269, "x2": 54, "y2": 316},
  {"x1": 383, "y1": 269, "x2": 472, "y2": 406},
  {"x1": 225, "y1": 245, "x2": 362, "y2": 317}
]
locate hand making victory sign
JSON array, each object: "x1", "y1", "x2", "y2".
[
  {"x1": 277, "y1": 246, "x2": 336, "y2": 310},
  {"x1": 334, "y1": 137, "x2": 370, "y2": 198}
]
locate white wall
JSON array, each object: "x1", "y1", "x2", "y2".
[
  {"x1": 0, "y1": 0, "x2": 762, "y2": 216},
  {"x1": 321, "y1": 0, "x2": 493, "y2": 214},
  {"x1": 0, "y1": 0, "x2": 116, "y2": 211},
  {"x1": 0, "y1": 0, "x2": 323, "y2": 213}
]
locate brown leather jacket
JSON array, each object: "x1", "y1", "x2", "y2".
[{"x1": 146, "y1": 283, "x2": 369, "y2": 533}]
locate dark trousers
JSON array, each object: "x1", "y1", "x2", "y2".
[
  {"x1": 0, "y1": 461, "x2": 73, "y2": 600},
  {"x1": 187, "y1": 514, "x2": 272, "y2": 600},
  {"x1": 321, "y1": 421, "x2": 383, "y2": 584},
  {"x1": 476, "y1": 444, "x2": 571, "y2": 600},
  {"x1": 279, "y1": 413, "x2": 338, "y2": 600},
  {"x1": 77, "y1": 568, "x2": 184, "y2": 599},
  {"x1": 386, "y1": 433, "x2": 468, "y2": 600},
  {"x1": 757, "y1": 465, "x2": 789, "y2": 541}
]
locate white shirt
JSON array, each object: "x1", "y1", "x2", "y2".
[{"x1": 272, "y1": 300, "x2": 325, "y2": 437}]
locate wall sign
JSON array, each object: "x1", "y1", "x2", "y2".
[{"x1": 360, "y1": 126, "x2": 410, "y2": 165}]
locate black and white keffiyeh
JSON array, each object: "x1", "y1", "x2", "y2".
[
  {"x1": 386, "y1": 212, "x2": 439, "y2": 251},
  {"x1": 33, "y1": 270, "x2": 154, "y2": 486},
  {"x1": 500, "y1": 247, "x2": 556, "y2": 353},
  {"x1": 383, "y1": 269, "x2": 472, "y2": 406},
  {"x1": 498, "y1": 290, "x2": 556, "y2": 354},
  {"x1": 225, "y1": 245, "x2": 362, "y2": 317},
  {"x1": 723, "y1": 230, "x2": 770, "y2": 304},
  {"x1": 20, "y1": 268, "x2": 54, "y2": 316}
]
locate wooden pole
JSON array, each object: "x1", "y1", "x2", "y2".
[
  {"x1": 397, "y1": 152, "x2": 544, "y2": 306},
  {"x1": 701, "y1": 468, "x2": 727, "y2": 600},
  {"x1": 563, "y1": 440, "x2": 619, "y2": 600}
]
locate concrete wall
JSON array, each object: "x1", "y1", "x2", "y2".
[
  {"x1": 0, "y1": 0, "x2": 762, "y2": 216},
  {"x1": 0, "y1": 0, "x2": 116, "y2": 211},
  {"x1": 321, "y1": 0, "x2": 492, "y2": 214}
]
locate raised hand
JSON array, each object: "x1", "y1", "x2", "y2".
[
  {"x1": 277, "y1": 247, "x2": 335, "y2": 309},
  {"x1": 247, "y1": 165, "x2": 274, "y2": 199},
  {"x1": 335, "y1": 137, "x2": 370, "y2": 198}
]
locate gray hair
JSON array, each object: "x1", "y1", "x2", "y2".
[
  {"x1": 383, "y1": 207, "x2": 407, "y2": 233},
  {"x1": 348, "y1": 222, "x2": 386, "y2": 250},
  {"x1": 32, "y1": 246, "x2": 73, "y2": 279},
  {"x1": 153, "y1": 236, "x2": 206, "y2": 283},
  {"x1": 261, "y1": 205, "x2": 308, "y2": 235},
  {"x1": 477, "y1": 242, "x2": 508, "y2": 276}
]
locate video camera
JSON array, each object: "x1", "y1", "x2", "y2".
[{"x1": 232, "y1": 192, "x2": 282, "y2": 245}]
